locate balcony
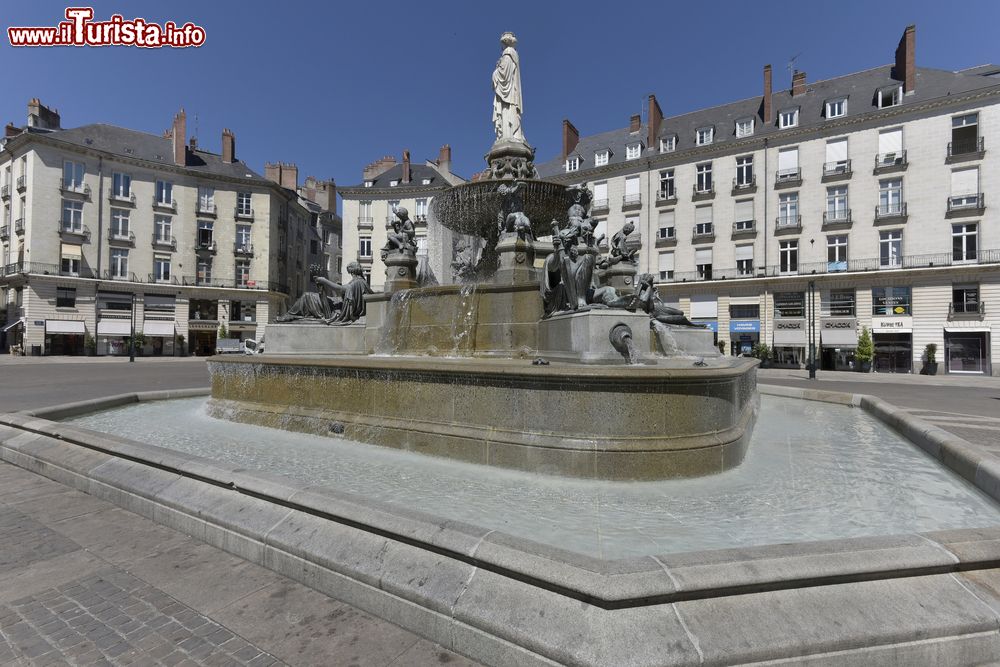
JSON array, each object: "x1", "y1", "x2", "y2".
[
  {"x1": 622, "y1": 193, "x2": 642, "y2": 210},
  {"x1": 152, "y1": 197, "x2": 177, "y2": 212},
  {"x1": 234, "y1": 243, "x2": 254, "y2": 256},
  {"x1": 731, "y1": 220, "x2": 757, "y2": 238},
  {"x1": 180, "y1": 276, "x2": 286, "y2": 292},
  {"x1": 654, "y1": 229, "x2": 677, "y2": 248},
  {"x1": 949, "y1": 300, "x2": 985, "y2": 320},
  {"x1": 692, "y1": 183, "x2": 716, "y2": 201},
  {"x1": 195, "y1": 240, "x2": 217, "y2": 254},
  {"x1": 152, "y1": 234, "x2": 176, "y2": 250},
  {"x1": 691, "y1": 225, "x2": 715, "y2": 243},
  {"x1": 874, "y1": 151, "x2": 907, "y2": 174},
  {"x1": 14, "y1": 218, "x2": 25, "y2": 234},
  {"x1": 59, "y1": 180, "x2": 91, "y2": 198},
  {"x1": 774, "y1": 168, "x2": 802, "y2": 188},
  {"x1": 0, "y1": 184, "x2": 9, "y2": 200},
  {"x1": 591, "y1": 198, "x2": 610, "y2": 213},
  {"x1": 0, "y1": 262, "x2": 95, "y2": 279},
  {"x1": 146, "y1": 273, "x2": 179, "y2": 285},
  {"x1": 731, "y1": 176, "x2": 757, "y2": 195},
  {"x1": 57, "y1": 221, "x2": 90, "y2": 242},
  {"x1": 822, "y1": 160, "x2": 852, "y2": 182},
  {"x1": 774, "y1": 215, "x2": 802, "y2": 233},
  {"x1": 235, "y1": 207, "x2": 254, "y2": 221},
  {"x1": 822, "y1": 209, "x2": 852, "y2": 229},
  {"x1": 357, "y1": 252, "x2": 373, "y2": 263},
  {"x1": 15, "y1": 175, "x2": 26, "y2": 192},
  {"x1": 358, "y1": 216, "x2": 374, "y2": 230},
  {"x1": 0, "y1": 226, "x2": 7, "y2": 241},
  {"x1": 107, "y1": 229, "x2": 135, "y2": 246},
  {"x1": 102, "y1": 270, "x2": 139, "y2": 282},
  {"x1": 108, "y1": 190, "x2": 136, "y2": 206},
  {"x1": 197, "y1": 202, "x2": 217, "y2": 217},
  {"x1": 946, "y1": 193, "x2": 985, "y2": 217},
  {"x1": 414, "y1": 214, "x2": 427, "y2": 224},
  {"x1": 946, "y1": 137, "x2": 985, "y2": 163},
  {"x1": 874, "y1": 202, "x2": 908, "y2": 224}
]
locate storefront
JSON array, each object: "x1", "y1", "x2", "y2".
[
  {"x1": 820, "y1": 318, "x2": 857, "y2": 371},
  {"x1": 944, "y1": 328, "x2": 991, "y2": 375},
  {"x1": 729, "y1": 319, "x2": 760, "y2": 355},
  {"x1": 2, "y1": 318, "x2": 23, "y2": 352},
  {"x1": 690, "y1": 295, "x2": 718, "y2": 345},
  {"x1": 772, "y1": 291, "x2": 806, "y2": 367},
  {"x1": 97, "y1": 319, "x2": 132, "y2": 356},
  {"x1": 44, "y1": 319, "x2": 86, "y2": 355},
  {"x1": 188, "y1": 321, "x2": 218, "y2": 356},
  {"x1": 872, "y1": 286, "x2": 912, "y2": 373},
  {"x1": 142, "y1": 320, "x2": 176, "y2": 357}
]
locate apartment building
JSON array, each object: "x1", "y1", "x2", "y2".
[
  {"x1": 339, "y1": 146, "x2": 464, "y2": 289},
  {"x1": 537, "y1": 26, "x2": 1000, "y2": 375},
  {"x1": 0, "y1": 100, "x2": 322, "y2": 356}
]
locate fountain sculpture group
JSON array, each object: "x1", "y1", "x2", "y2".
[{"x1": 208, "y1": 32, "x2": 759, "y2": 480}]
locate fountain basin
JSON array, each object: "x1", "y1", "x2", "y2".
[
  {"x1": 429, "y1": 178, "x2": 570, "y2": 240},
  {"x1": 207, "y1": 355, "x2": 759, "y2": 481}
]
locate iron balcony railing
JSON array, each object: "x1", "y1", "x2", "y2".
[
  {"x1": 152, "y1": 234, "x2": 177, "y2": 249},
  {"x1": 775, "y1": 214, "x2": 802, "y2": 230},
  {"x1": 153, "y1": 197, "x2": 177, "y2": 211},
  {"x1": 0, "y1": 184, "x2": 9, "y2": 199},
  {"x1": 822, "y1": 209, "x2": 852, "y2": 226},
  {"x1": 59, "y1": 180, "x2": 91, "y2": 197},
  {"x1": 692, "y1": 224, "x2": 715, "y2": 241},
  {"x1": 775, "y1": 168, "x2": 802, "y2": 185},
  {"x1": 179, "y1": 276, "x2": 288, "y2": 292},
  {"x1": 874, "y1": 150, "x2": 907, "y2": 171},
  {"x1": 732, "y1": 176, "x2": 756, "y2": 191},
  {"x1": 235, "y1": 207, "x2": 254, "y2": 221},
  {"x1": 197, "y1": 202, "x2": 217, "y2": 216},
  {"x1": 195, "y1": 240, "x2": 217, "y2": 253},
  {"x1": 0, "y1": 262, "x2": 96, "y2": 279},
  {"x1": 102, "y1": 270, "x2": 139, "y2": 282},
  {"x1": 655, "y1": 190, "x2": 677, "y2": 204},
  {"x1": 947, "y1": 193, "x2": 985, "y2": 212},
  {"x1": 108, "y1": 191, "x2": 136, "y2": 205},
  {"x1": 947, "y1": 136, "x2": 985, "y2": 158},
  {"x1": 622, "y1": 193, "x2": 642, "y2": 207},
  {"x1": 147, "y1": 273, "x2": 180, "y2": 285},
  {"x1": 950, "y1": 301, "x2": 985, "y2": 317},
  {"x1": 14, "y1": 218, "x2": 25, "y2": 233},
  {"x1": 692, "y1": 183, "x2": 715, "y2": 196},
  {"x1": 591, "y1": 198, "x2": 610, "y2": 211},
  {"x1": 107, "y1": 229, "x2": 135, "y2": 245},
  {"x1": 0, "y1": 226, "x2": 7, "y2": 240},
  {"x1": 234, "y1": 243, "x2": 254, "y2": 255},
  {"x1": 15, "y1": 175, "x2": 25, "y2": 191},
  {"x1": 657, "y1": 228, "x2": 676, "y2": 240},
  {"x1": 875, "y1": 202, "x2": 907, "y2": 220},
  {"x1": 823, "y1": 160, "x2": 852, "y2": 177},
  {"x1": 732, "y1": 220, "x2": 756, "y2": 233}
]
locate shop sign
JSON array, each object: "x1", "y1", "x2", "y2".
[
  {"x1": 822, "y1": 318, "x2": 856, "y2": 330},
  {"x1": 730, "y1": 320, "x2": 760, "y2": 333},
  {"x1": 872, "y1": 287, "x2": 911, "y2": 316},
  {"x1": 873, "y1": 316, "x2": 913, "y2": 331},
  {"x1": 774, "y1": 320, "x2": 804, "y2": 330},
  {"x1": 33, "y1": 320, "x2": 44, "y2": 326}
]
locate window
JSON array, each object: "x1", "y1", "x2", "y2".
[
  {"x1": 198, "y1": 186, "x2": 215, "y2": 213},
  {"x1": 877, "y1": 127, "x2": 904, "y2": 166},
  {"x1": 235, "y1": 259, "x2": 251, "y2": 287},
  {"x1": 730, "y1": 303, "x2": 759, "y2": 319},
  {"x1": 359, "y1": 201, "x2": 372, "y2": 220},
  {"x1": 359, "y1": 236, "x2": 372, "y2": 258},
  {"x1": 735, "y1": 118, "x2": 754, "y2": 138},
  {"x1": 197, "y1": 220, "x2": 214, "y2": 247},
  {"x1": 825, "y1": 98, "x2": 847, "y2": 118},
  {"x1": 61, "y1": 256, "x2": 80, "y2": 276},
  {"x1": 415, "y1": 198, "x2": 428, "y2": 219},
  {"x1": 154, "y1": 215, "x2": 172, "y2": 243},
  {"x1": 236, "y1": 224, "x2": 252, "y2": 250},
  {"x1": 144, "y1": 295, "x2": 175, "y2": 314},
  {"x1": 364, "y1": 180, "x2": 373, "y2": 188},
  {"x1": 952, "y1": 285, "x2": 980, "y2": 314},
  {"x1": 778, "y1": 192, "x2": 799, "y2": 226},
  {"x1": 826, "y1": 186, "x2": 848, "y2": 220},
  {"x1": 421, "y1": 178, "x2": 432, "y2": 185},
  {"x1": 952, "y1": 223, "x2": 978, "y2": 263},
  {"x1": 825, "y1": 138, "x2": 849, "y2": 173},
  {"x1": 56, "y1": 287, "x2": 76, "y2": 308},
  {"x1": 878, "y1": 179, "x2": 903, "y2": 215},
  {"x1": 778, "y1": 108, "x2": 799, "y2": 128},
  {"x1": 695, "y1": 127, "x2": 714, "y2": 146},
  {"x1": 196, "y1": 261, "x2": 212, "y2": 285},
  {"x1": 736, "y1": 245, "x2": 754, "y2": 276},
  {"x1": 61, "y1": 199, "x2": 83, "y2": 231},
  {"x1": 658, "y1": 170, "x2": 675, "y2": 200},
  {"x1": 695, "y1": 248, "x2": 712, "y2": 280},
  {"x1": 110, "y1": 208, "x2": 130, "y2": 238},
  {"x1": 950, "y1": 168, "x2": 980, "y2": 208},
  {"x1": 734, "y1": 200, "x2": 754, "y2": 230},
  {"x1": 694, "y1": 206, "x2": 713, "y2": 236},
  {"x1": 388, "y1": 200, "x2": 400, "y2": 215},
  {"x1": 594, "y1": 150, "x2": 609, "y2": 166},
  {"x1": 695, "y1": 163, "x2": 713, "y2": 193},
  {"x1": 310, "y1": 239, "x2": 319, "y2": 255},
  {"x1": 63, "y1": 161, "x2": 84, "y2": 190},
  {"x1": 827, "y1": 235, "x2": 848, "y2": 271},
  {"x1": 593, "y1": 182, "x2": 608, "y2": 207},
  {"x1": 110, "y1": 248, "x2": 129, "y2": 279},
  {"x1": 825, "y1": 289, "x2": 855, "y2": 316},
  {"x1": 735, "y1": 156, "x2": 753, "y2": 187},
  {"x1": 879, "y1": 229, "x2": 902, "y2": 268},
  {"x1": 565, "y1": 156, "x2": 579, "y2": 172},
  {"x1": 362, "y1": 268, "x2": 372, "y2": 285},
  {"x1": 951, "y1": 113, "x2": 980, "y2": 155},
  {"x1": 774, "y1": 292, "x2": 805, "y2": 318},
  {"x1": 657, "y1": 210, "x2": 675, "y2": 239},
  {"x1": 877, "y1": 85, "x2": 902, "y2": 109},
  {"x1": 155, "y1": 180, "x2": 173, "y2": 205},
  {"x1": 872, "y1": 286, "x2": 911, "y2": 315},
  {"x1": 659, "y1": 136, "x2": 676, "y2": 153},
  {"x1": 657, "y1": 252, "x2": 674, "y2": 281},
  {"x1": 779, "y1": 240, "x2": 798, "y2": 274},
  {"x1": 626, "y1": 143, "x2": 641, "y2": 160},
  {"x1": 112, "y1": 172, "x2": 130, "y2": 198},
  {"x1": 624, "y1": 176, "x2": 640, "y2": 205},
  {"x1": 776, "y1": 147, "x2": 799, "y2": 181},
  {"x1": 237, "y1": 192, "x2": 252, "y2": 216},
  {"x1": 390, "y1": 179, "x2": 399, "y2": 187},
  {"x1": 153, "y1": 256, "x2": 171, "y2": 282}
]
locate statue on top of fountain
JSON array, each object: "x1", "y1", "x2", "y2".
[
  {"x1": 381, "y1": 207, "x2": 417, "y2": 261},
  {"x1": 492, "y1": 32, "x2": 524, "y2": 144},
  {"x1": 540, "y1": 229, "x2": 601, "y2": 316}
]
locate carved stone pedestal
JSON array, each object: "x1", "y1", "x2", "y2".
[
  {"x1": 603, "y1": 262, "x2": 638, "y2": 292},
  {"x1": 382, "y1": 250, "x2": 419, "y2": 293},
  {"x1": 494, "y1": 235, "x2": 545, "y2": 284},
  {"x1": 485, "y1": 138, "x2": 537, "y2": 180}
]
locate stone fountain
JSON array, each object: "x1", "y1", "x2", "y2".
[{"x1": 207, "y1": 32, "x2": 759, "y2": 480}]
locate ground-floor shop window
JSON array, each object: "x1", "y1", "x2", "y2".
[
  {"x1": 873, "y1": 333, "x2": 912, "y2": 373},
  {"x1": 945, "y1": 332, "x2": 989, "y2": 374}
]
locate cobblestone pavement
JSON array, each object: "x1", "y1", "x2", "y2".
[{"x1": 0, "y1": 462, "x2": 479, "y2": 666}]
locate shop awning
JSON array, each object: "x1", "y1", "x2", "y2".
[
  {"x1": 97, "y1": 320, "x2": 132, "y2": 336},
  {"x1": 944, "y1": 326, "x2": 990, "y2": 333},
  {"x1": 60, "y1": 243, "x2": 82, "y2": 259},
  {"x1": 142, "y1": 320, "x2": 175, "y2": 336},
  {"x1": 821, "y1": 320, "x2": 857, "y2": 347},
  {"x1": 773, "y1": 320, "x2": 806, "y2": 346},
  {"x1": 2, "y1": 319, "x2": 23, "y2": 333},
  {"x1": 45, "y1": 320, "x2": 85, "y2": 335}
]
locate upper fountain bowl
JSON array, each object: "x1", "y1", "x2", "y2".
[{"x1": 430, "y1": 178, "x2": 571, "y2": 240}]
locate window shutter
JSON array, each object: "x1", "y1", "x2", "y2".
[
  {"x1": 951, "y1": 168, "x2": 978, "y2": 196},
  {"x1": 695, "y1": 248, "x2": 712, "y2": 265},
  {"x1": 825, "y1": 138, "x2": 848, "y2": 163},
  {"x1": 734, "y1": 200, "x2": 753, "y2": 222},
  {"x1": 593, "y1": 182, "x2": 607, "y2": 200},
  {"x1": 625, "y1": 176, "x2": 640, "y2": 196},
  {"x1": 735, "y1": 245, "x2": 753, "y2": 261},
  {"x1": 690, "y1": 295, "x2": 718, "y2": 318},
  {"x1": 695, "y1": 206, "x2": 713, "y2": 224},
  {"x1": 878, "y1": 128, "x2": 902, "y2": 154},
  {"x1": 658, "y1": 253, "x2": 674, "y2": 272},
  {"x1": 777, "y1": 147, "x2": 799, "y2": 171},
  {"x1": 658, "y1": 210, "x2": 674, "y2": 227}
]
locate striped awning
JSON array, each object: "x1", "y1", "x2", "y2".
[
  {"x1": 97, "y1": 320, "x2": 132, "y2": 336},
  {"x1": 45, "y1": 320, "x2": 86, "y2": 334},
  {"x1": 142, "y1": 320, "x2": 175, "y2": 336}
]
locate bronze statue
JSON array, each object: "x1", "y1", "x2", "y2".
[
  {"x1": 381, "y1": 207, "x2": 417, "y2": 260},
  {"x1": 276, "y1": 262, "x2": 373, "y2": 325},
  {"x1": 632, "y1": 273, "x2": 703, "y2": 327},
  {"x1": 609, "y1": 221, "x2": 639, "y2": 264}
]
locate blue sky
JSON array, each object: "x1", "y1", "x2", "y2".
[{"x1": 3, "y1": 0, "x2": 1000, "y2": 199}]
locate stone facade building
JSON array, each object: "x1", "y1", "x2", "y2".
[
  {"x1": 339, "y1": 146, "x2": 464, "y2": 289},
  {"x1": 0, "y1": 100, "x2": 326, "y2": 356},
  {"x1": 537, "y1": 26, "x2": 1000, "y2": 375}
]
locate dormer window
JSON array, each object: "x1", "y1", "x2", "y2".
[
  {"x1": 659, "y1": 136, "x2": 676, "y2": 153},
  {"x1": 625, "y1": 143, "x2": 641, "y2": 160},
  {"x1": 877, "y1": 85, "x2": 902, "y2": 109},
  {"x1": 735, "y1": 118, "x2": 754, "y2": 138},
  {"x1": 422, "y1": 178, "x2": 432, "y2": 185},
  {"x1": 364, "y1": 180, "x2": 373, "y2": 188},
  {"x1": 390, "y1": 180, "x2": 399, "y2": 187},
  {"x1": 594, "y1": 150, "x2": 609, "y2": 167},
  {"x1": 778, "y1": 108, "x2": 799, "y2": 129},
  {"x1": 696, "y1": 126, "x2": 714, "y2": 146},
  {"x1": 826, "y1": 98, "x2": 847, "y2": 118},
  {"x1": 565, "y1": 156, "x2": 580, "y2": 172}
]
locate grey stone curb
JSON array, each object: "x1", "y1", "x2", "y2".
[{"x1": 21, "y1": 387, "x2": 211, "y2": 420}]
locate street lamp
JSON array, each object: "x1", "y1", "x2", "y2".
[{"x1": 129, "y1": 292, "x2": 136, "y2": 363}]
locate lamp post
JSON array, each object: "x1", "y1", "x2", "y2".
[
  {"x1": 808, "y1": 280, "x2": 817, "y2": 379},
  {"x1": 129, "y1": 292, "x2": 136, "y2": 363}
]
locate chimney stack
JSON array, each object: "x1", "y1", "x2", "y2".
[
  {"x1": 402, "y1": 150, "x2": 411, "y2": 183},
  {"x1": 171, "y1": 109, "x2": 187, "y2": 166},
  {"x1": 436, "y1": 145, "x2": 452, "y2": 173},
  {"x1": 647, "y1": 95, "x2": 663, "y2": 150},
  {"x1": 222, "y1": 128, "x2": 235, "y2": 163},
  {"x1": 362, "y1": 156, "x2": 397, "y2": 181},
  {"x1": 894, "y1": 24, "x2": 916, "y2": 94},
  {"x1": 792, "y1": 70, "x2": 807, "y2": 97},
  {"x1": 26, "y1": 98, "x2": 61, "y2": 130},
  {"x1": 264, "y1": 162, "x2": 281, "y2": 184},
  {"x1": 279, "y1": 162, "x2": 298, "y2": 191},
  {"x1": 319, "y1": 179, "x2": 337, "y2": 212},
  {"x1": 763, "y1": 64, "x2": 773, "y2": 123},
  {"x1": 629, "y1": 113, "x2": 641, "y2": 134},
  {"x1": 188, "y1": 135, "x2": 197, "y2": 151},
  {"x1": 5, "y1": 123, "x2": 20, "y2": 138},
  {"x1": 562, "y1": 119, "x2": 579, "y2": 160}
]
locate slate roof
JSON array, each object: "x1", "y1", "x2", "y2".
[
  {"x1": 28, "y1": 123, "x2": 268, "y2": 182},
  {"x1": 342, "y1": 162, "x2": 448, "y2": 191},
  {"x1": 537, "y1": 65, "x2": 1000, "y2": 178}
]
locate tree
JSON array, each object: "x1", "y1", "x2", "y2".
[{"x1": 856, "y1": 326, "x2": 874, "y2": 363}]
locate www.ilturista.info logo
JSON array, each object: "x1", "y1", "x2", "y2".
[{"x1": 8, "y1": 7, "x2": 206, "y2": 48}]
